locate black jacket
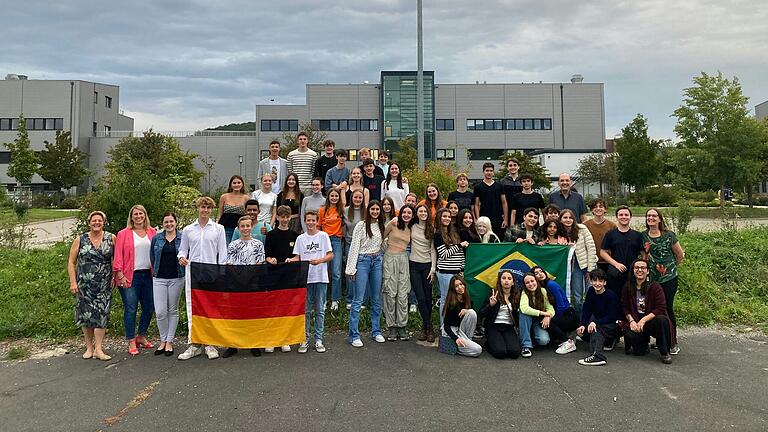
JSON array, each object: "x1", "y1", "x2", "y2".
[{"x1": 479, "y1": 295, "x2": 519, "y2": 330}]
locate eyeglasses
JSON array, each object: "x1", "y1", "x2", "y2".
[{"x1": 633, "y1": 266, "x2": 648, "y2": 271}]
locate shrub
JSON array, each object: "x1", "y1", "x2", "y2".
[
  {"x1": 667, "y1": 200, "x2": 694, "y2": 234},
  {"x1": 0, "y1": 187, "x2": 11, "y2": 208},
  {"x1": 405, "y1": 161, "x2": 464, "y2": 202},
  {"x1": 630, "y1": 186, "x2": 681, "y2": 207},
  {"x1": 58, "y1": 196, "x2": 80, "y2": 209},
  {"x1": 30, "y1": 194, "x2": 57, "y2": 208}
]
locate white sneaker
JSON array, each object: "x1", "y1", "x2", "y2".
[
  {"x1": 177, "y1": 345, "x2": 202, "y2": 360},
  {"x1": 315, "y1": 340, "x2": 326, "y2": 353},
  {"x1": 346, "y1": 303, "x2": 351, "y2": 310},
  {"x1": 409, "y1": 304, "x2": 417, "y2": 313},
  {"x1": 204, "y1": 346, "x2": 219, "y2": 359},
  {"x1": 374, "y1": 334, "x2": 386, "y2": 343},
  {"x1": 298, "y1": 342, "x2": 309, "y2": 353},
  {"x1": 281, "y1": 345, "x2": 291, "y2": 353},
  {"x1": 264, "y1": 347, "x2": 275, "y2": 353},
  {"x1": 555, "y1": 339, "x2": 577, "y2": 355},
  {"x1": 330, "y1": 301, "x2": 339, "y2": 311},
  {"x1": 351, "y1": 338, "x2": 363, "y2": 347},
  {"x1": 361, "y1": 305, "x2": 366, "y2": 310}
]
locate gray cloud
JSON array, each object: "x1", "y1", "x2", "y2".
[{"x1": 2, "y1": 0, "x2": 767, "y2": 136}]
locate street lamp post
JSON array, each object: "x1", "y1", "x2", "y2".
[
  {"x1": 416, "y1": 0, "x2": 425, "y2": 171},
  {"x1": 238, "y1": 155, "x2": 243, "y2": 177}
]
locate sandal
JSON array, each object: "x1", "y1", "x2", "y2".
[
  {"x1": 136, "y1": 339, "x2": 154, "y2": 349},
  {"x1": 128, "y1": 339, "x2": 139, "y2": 356},
  {"x1": 82, "y1": 351, "x2": 93, "y2": 359}
]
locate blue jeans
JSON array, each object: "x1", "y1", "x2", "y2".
[
  {"x1": 306, "y1": 282, "x2": 327, "y2": 342},
  {"x1": 518, "y1": 312, "x2": 551, "y2": 348},
  {"x1": 348, "y1": 254, "x2": 383, "y2": 341},
  {"x1": 436, "y1": 271, "x2": 454, "y2": 331},
  {"x1": 119, "y1": 269, "x2": 154, "y2": 340},
  {"x1": 329, "y1": 236, "x2": 343, "y2": 302},
  {"x1": 571, "y1": 264, "x2": 587, "y2": 318},
  {"x1": 344, "y1": 243, "x2": 369, "y2": 305}
]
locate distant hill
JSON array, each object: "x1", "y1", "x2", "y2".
[{"x1": 208, "y1": 122, "x2": 256, "y2": 131}]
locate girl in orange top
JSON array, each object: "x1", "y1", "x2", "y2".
[
  {"x1": 318, "y1": 187, "x2": 345, "y2": 310},
  {"x1": 417, "y1": 183, "x2": 447, "y2": 224}
]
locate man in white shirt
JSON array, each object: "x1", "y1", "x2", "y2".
[
  {"x1": 258, "y1": 140, "x2": 288, "y2": 195},
  {"x1": 177, "y1": 196, "x2": 228, "y2": 360}
]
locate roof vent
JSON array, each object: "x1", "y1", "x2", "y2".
[{"x1": 570, "y1": 74, "x2": 583, "y2": 83}]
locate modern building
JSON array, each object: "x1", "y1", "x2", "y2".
[
  {"x1": 757, "y1": 100, "x2": 768, "y2": 121},
  {"x1": 0, "y1": 75, "x2": 133, "y2": 190},
  {"x1": 254, "y1": 71, "x2": 605, "y2": 180}
]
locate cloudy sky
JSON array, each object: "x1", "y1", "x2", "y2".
[{"x1": 4, "y1": 0, "x2": 766, "y2": 139}]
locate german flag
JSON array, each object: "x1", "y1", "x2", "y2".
[{"x1": 189, "y1": 261, "x2": 309, "y2": 348}]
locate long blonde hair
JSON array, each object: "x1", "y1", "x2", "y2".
[{"x1": 126, "y1": 204, "x2": 150, "y2": 229}]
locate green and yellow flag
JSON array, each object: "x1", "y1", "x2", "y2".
[{"x1": 464, "y1": 243, "x2": 570, "y2": 310}]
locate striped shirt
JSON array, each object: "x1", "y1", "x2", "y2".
[
  {"x1": 434, "y1": 231, "x2": 465, "y2": 273},
  {"x1": 287, "y1": 148, "x2": 318, "y2": 194}
]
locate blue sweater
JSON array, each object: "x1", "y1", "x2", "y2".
[
  {"x1": 580, "y1": 287, "x2": 621, "y2": 326},
  {"x1": 546, "y1": 280, "x2": 570, "y2": 314}
]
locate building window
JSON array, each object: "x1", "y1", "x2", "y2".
[
  {"x1": 359, "y1": 119, "x2": 379, "y2": 131},
  {"x1": 260, "y1": 150, "x2": 270, "y2": 159},
  {"x1": 436, "y1": 149, "x2": 455, "y2": 160},
  {"x1": 436, "y1": 119, "x2": 454, "y2": 131},
  {"x1": 105, "y1": 96, "x2": 112, "y2": 109},
  {"x1": 94, "y1": 91, "x2": 98, "y2": 104},
  {"x1": 467, "y1": 149, "x2": 505, "y2": 160},
  {"x1": 260, "y1": 119, "x2": 299, "y2": 132},
  {"x1": 104, "y1": 125, "x2": 111, "y2": 136},
  {"x1": 348, "y1": 149, "x2": 358, "y2": 161},
  {"x1": 0, "y1": 119, "x2": 10, "y2": 130},
  {"x1": 312, "y1": 119, "x2": 375, "y2": 132},
  {"x1": 0, "y1": 152, "x2": 10, "y2": 164},
  {"x1": 93, "y1": 122, "x2": 97, "y2": 137},
  {"x1": 11, "y1": 118, "x2": 18, "y2": 130},
  {"x1": 55, "y1": 118, "x2": 64, "y2": 130},
  {"x1": 34, "y1": 118, "x2": 44, "y2": 130},
  {"x1": 469, "y1": 118, "x2": 552, "y2": 131}
]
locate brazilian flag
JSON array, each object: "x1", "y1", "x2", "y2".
[{"x1": 464, "y1": 243, "x2": 570, "y2": 310}]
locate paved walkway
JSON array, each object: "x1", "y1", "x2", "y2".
[
  {"x1": 28, "y1": 217, "x2": 77, "y2": 248},
  {"x1": 1, "y1": 329, "x2": 765, "y2": 431}
]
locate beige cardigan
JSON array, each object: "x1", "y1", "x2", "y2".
[{"x1": 572, "y1": 223, "x2": 598, "y2": 271}]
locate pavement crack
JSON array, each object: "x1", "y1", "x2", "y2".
[
  {"x1": 535, "y1": 361, "x2": 578, "y2": 406},
  {"x1": 102, "y1": 380, "x2": 160, "y2": 427}
]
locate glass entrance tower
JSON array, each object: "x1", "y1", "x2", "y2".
[{"x1": 380, "y1": 71, "x2": 435, "y2": 160}]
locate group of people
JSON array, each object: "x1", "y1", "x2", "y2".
[{"x1": 67, "y1": 134, "x2": 684, "y2": 366}]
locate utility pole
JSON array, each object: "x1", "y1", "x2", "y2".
[{"x1": 416, "y1": 0, "x2": 425, "y2": 170}]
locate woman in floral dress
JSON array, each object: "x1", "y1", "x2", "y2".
[{"x1": 67, "y1": 211, "x2": 115, "y2": 361}]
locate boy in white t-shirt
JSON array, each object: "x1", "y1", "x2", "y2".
[{"x1": 290, "y1": 210, "x2": 333, "y2": 353}]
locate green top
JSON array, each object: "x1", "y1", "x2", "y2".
[
  {"x1": 519, "y1": 287, "x2": 556, "y2": 317},
  {"x1": 642, "y1": 230, "x2": 679, "y2": 283}
]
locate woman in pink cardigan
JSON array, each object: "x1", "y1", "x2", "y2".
[{"x1": 113, "y1": 204, "x2": 157, "y2": 355}]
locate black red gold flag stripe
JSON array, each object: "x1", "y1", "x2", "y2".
[{"x1": 189, "y1": 261, "x2": 309, "y2": 348}]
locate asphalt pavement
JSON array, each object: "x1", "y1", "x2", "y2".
[{"x1": 1, "y1": 329, "x2": 766, "y2": 431}]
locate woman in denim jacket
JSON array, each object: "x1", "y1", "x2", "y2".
[{"x1": 149, "y1": 212, "x2": 185, "y2": 356}]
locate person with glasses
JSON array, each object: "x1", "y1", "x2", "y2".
[
  {"x1": 621, "y1": 258, "x2": 673, "y2": 364},
  {"x1": 642, "y1": 208, "x2": 685, "y2": 355}
]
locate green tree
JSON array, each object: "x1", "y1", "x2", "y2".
[
  {"x1": 495, "y1": 152, "x2": 550, "y2": 189},
  {"x1": 731, "y1": 117, "x2": 768, "y2": 207},
  {"x1": 3, "y1": 115, "x2": 38, "y2": 186},
  {"x1": 85, "y1": 130, "x2": 203, "y2": 232},
  {"x1": 615, "y1": 114, "x2": 660, "y2": 192},
  {"x1": 673, "y1": 72, "x2": 752, "y2": 206},
  {"x1": 392, "y1": 137, "x2": 418, "y2": 173},
  {"x1": 280, "y1": 122, "x2": 328, "y2": 158},
  {"x1": 576, "y1": 152, "x2": 621, "y2": 198},
  {"x1": 37, "y1": 131, "x2": 90, "y2": 201}
]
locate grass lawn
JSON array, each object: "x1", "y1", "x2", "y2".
[
  {"x1": 630, "y1": 206, "x2": 768, "y2": 219},
  {"x1": 0, "y1": 208, "x2": 80, "y2": 223}
]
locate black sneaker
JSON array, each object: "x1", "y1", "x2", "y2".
[
  {"x1": 521, "y1": 348, "x2": 532, "y2": 358},
  {"x1": 222, "y1": 348, "x2": 238, "y2": 358},
  {"x1": 661, "y1": 354, "x2": 673, "y2": 364},
  {"x1": 397, "y1": 327, "x2": 410, "y2": 341},
  {"x1": 250, "y1": 348, "x2": 261, "y2": 357},
  {"x1": 603, "y1": 339, "x2": 615, "y2": 352},
  {"x1": 578, "y1": 355, "x2": 606, "y2": 366},
  {"x1": 387, "y1": 327, "x2": 398, "y2": 341}
]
